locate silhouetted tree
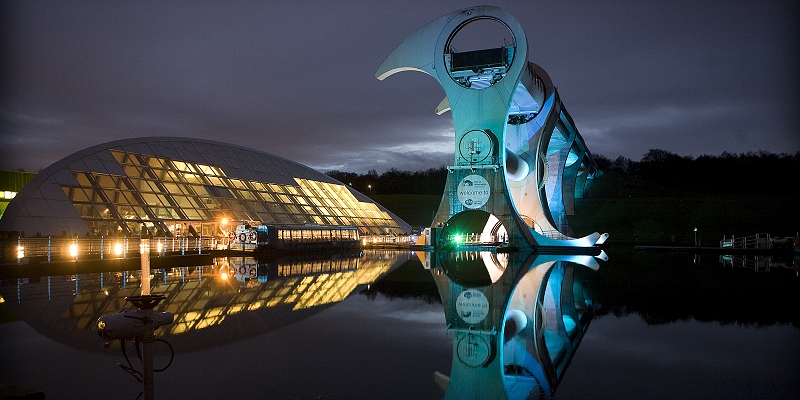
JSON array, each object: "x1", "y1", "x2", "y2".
[
  {"x1": 593, "y1": 154, "x2": 612, "y2": 171},
  {"x1": 325, "y1": 166, "x2": 448, "y2": 195},
  {"x1": 593, "y1": 150, "x2": 799, "y2": 195},
  {"x1": 329, "y1": 150, "x2": 798, "y2": 196}
]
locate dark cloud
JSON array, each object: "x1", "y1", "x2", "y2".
[{"x1": 2, "y1": 0, "x2": 798, "y2": 173}]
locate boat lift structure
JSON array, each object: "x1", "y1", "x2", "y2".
[{"x1": 376, "y1": 6, "x2": 607, "y2": 251}]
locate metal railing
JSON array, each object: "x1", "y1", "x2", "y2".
[
  {"x1": 719, "y1": 233, "x2": 771, "y2": 250},
  {"x1": 539, "y1": 230, "x2": 571, "y2": 240},
  {"x1": 3, "y1": 235, "x2": 227, "y2": 263},
  {"x1": 361, "y1": 234, "x2": 411, "y2": 245}
]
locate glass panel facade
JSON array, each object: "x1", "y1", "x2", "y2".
[{"x1": 58, "y1": 149, "x2": 404, "y2": 237}]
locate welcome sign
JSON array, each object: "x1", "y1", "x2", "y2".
[
  {"x1": 455, "y1": 289, "x2": 490, "y2": 324},
  {"x1": 457, "y1": 174, "x2": 490, "y2": 209}
]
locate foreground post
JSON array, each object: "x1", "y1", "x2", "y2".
[
  {"x1": 137, "y1": 236, "x2": 156, "y2": 399},
  {"x1": 96, "y1": 236, "x2": 173, "y2": 400},
  {"x1": 126, "y1": 294, "x2": 166, "y2": 400}
]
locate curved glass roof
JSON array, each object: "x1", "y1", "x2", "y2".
[{"x1": 0, "y1": 137, "x2": 409, "y2": 237}]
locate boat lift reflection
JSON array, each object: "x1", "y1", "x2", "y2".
[{"x1": 417, "y1": 249, "x2": 604, "y2": 399}]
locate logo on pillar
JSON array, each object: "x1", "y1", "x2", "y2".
[
  {"x1": 455, "y1": 289, "x2": 489, "y2": 324},
  {"x1": 457, "y1": 175, "x2": 490, "y2": 209}
]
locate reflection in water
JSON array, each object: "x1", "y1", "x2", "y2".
[
  {"x1": 3, "y1": 248, "x2": 798, "y2": 399},
  {"x1": 420, "y1": 250, "x2": 600, "y2": 400},
  {"x1": 719, "y1": 253, "x2": 799, "y2": 273},
  {"x1": 0, "y1": 250, "x2": 409, "y2": 352}
]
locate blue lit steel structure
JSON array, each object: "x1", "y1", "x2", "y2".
[
  {"x1": 419, "y1": 251, "x2": 598, "y2": 399},
  {"x1": 377, "y1": 6, "x2": 607, "y2": 249}
]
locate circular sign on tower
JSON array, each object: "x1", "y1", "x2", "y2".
[
  {"x1": 458, "y1": 130, "x2": 493, "y2": 164},
  {"x1": 457, "y1": 334, "x2": 491, "y2": 367},
  {"x1": 457, "y1": 174, "x2": 490, "y2": 209},
  {"x1": 455, "y1": 288, "x2": 490, "y2": 324}
]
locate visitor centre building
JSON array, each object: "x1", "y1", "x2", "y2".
[{"x1": 0, "y1": 137, "x2": 410, "y2": 239}]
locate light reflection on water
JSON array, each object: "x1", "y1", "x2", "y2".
[
  {"x1": 1, "y1": 250, "x2": 413, "y2": 352},
  {"x1": 0, "y1": 249, "x2": 798, "y2": 399}
]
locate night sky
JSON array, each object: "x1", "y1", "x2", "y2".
[{"x1": 2, "y1": 0, "x2": 798, "y2": 174}]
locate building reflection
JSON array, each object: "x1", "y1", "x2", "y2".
[
  {"x1": 1, "y1": 250, "x2": 408, "y2": 351},
  {"x1": 418, "y1": 250, "x2": 601, "y2": 399}
]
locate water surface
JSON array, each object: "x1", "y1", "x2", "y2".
[{"x1": 1, "y1": 249, "x2": 797, "y2": 399}]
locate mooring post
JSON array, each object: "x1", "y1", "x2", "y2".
[
  {"x1": 138, "y1": 236, "x2": 155, "y2": 400},
  {"x1": 141, "y1": 305, "x2": 155, "y2": 400},
  {"x1": 125, "y1": 293, "x2": 166, "y2": 400}
]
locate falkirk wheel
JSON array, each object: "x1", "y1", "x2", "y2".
[
  {"x1": 417, "y1": 250, "x2": 600, "y2": 399},
  {"x1": 377, "y1": 6, "x2": 608, "y2": 250}
]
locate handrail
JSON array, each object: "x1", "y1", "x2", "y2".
[
  {"x1": 4, "y1": 235, "x2": 224, "y2": 263},
  {"x1": 719, "y1": 233, "x2": 771, "y2": 249}
]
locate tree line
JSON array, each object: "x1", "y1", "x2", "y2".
[
  {"x1": 326, "y1": 167, "x2": 448, "y2": 195},
  {"x1": 594, "y1": 149, "x2": 799, "y2": 195},
  {"x1": 326, "y1": 149, "x2": 799, "y2": 196}
]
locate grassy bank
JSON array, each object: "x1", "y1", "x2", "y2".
[
  {"x1": 370, "y1": 194, "x2": 441, "y2": 228},
  {"x1": 571, "y1": 172, "x2": 799, "y2": 245}
]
